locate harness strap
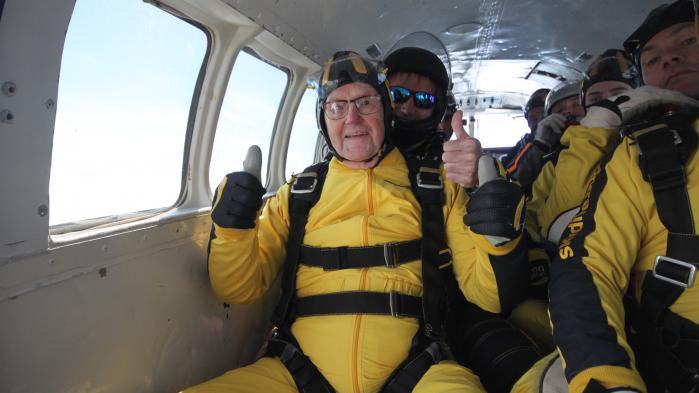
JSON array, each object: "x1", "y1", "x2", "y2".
[
  {"x1": 623, "y1": 112, "x2": 699, "y2": 392},
  {"x1": 295, "y1": 291, "x2": 423, "y2": 318},
  {"x1": 403, "y1": 152, "x2": 456, "y2": 342},
  {"x1": 271, "y1": 161, "x2": 330, "y2": 329},
  {"x1": 634, "y1": 121, "x2": 695, "y2": 233},
  {"x1": 266, "y1": 332, "x2": 334, "y2": 393},
  {"x1": 380, "y1": 341, "x2": 452, "y2": 393},
  {"x1": 299, "y1": 239, "x2": 421, "y2": 270}
]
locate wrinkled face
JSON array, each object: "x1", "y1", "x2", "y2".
[
  {"x1": 551, "y1": 95, "x2": 585, "y2": 119},
  {"x1": 325, "y1": 82, "x2": 385, "y2": 165},
  {"x1": 526, "y1": 106, "x2": 545, "y2": 131},
  {"x1": 389, "y1": 72, "x2": 437, "y2": 122},
  {"x1": 641, "y1": 22, "x2": 699, "y2": 99},
  {"x1": 585, "y1": 80, "x2": 633, "y2": 107}
]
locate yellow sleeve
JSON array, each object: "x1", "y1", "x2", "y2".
[
  {"x1": 525, "y1": 160, "x2": 555, "y2": 242},
  {"x1": 538, "y1": 125, "x2": 620, "y2": 243},
  {"x1": 207, "y1": 180, "x2": 291, "y2": 304},
  {"x1": 447, "y1": 181, "x2": 526, "y2": 315},
  {"x1": 549, "y1": 140, "x2": 647, "y2": 392}
]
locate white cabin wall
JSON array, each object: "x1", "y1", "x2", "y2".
[
  {"x1": 0, "y1": 0, "x2": 74, "y2": 259},
  {"x1": 0, "y1": 0, "x2": 320, "y2": 391}
]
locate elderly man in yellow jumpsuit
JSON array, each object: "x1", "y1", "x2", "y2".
[
  {"x1": 548, "y1": 1, "x2": 699, "y2": 392},
  {"x1": 182, "y1": 50, "x2": 528, "y2": 393}
]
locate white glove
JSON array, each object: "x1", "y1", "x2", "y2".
[
  {"x1": 243, "y1": 145, "x2": 263, "y2": 183},
  {"x1": 534, "y1": 113, "x2": 567, "y2": 150},
  {"x1": 581, "y1": 85, "x2": 699, "y2": 129}
]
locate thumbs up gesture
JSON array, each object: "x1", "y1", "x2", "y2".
[
  {"x1": 442, "y1": 110, "x2": 482, "y2": 187},
  {"x1": 211, "y1": 145, "x2": 266, "y2": 229},
  {"x1": 463, "y1": 155, "x2": 526, "y2": 246}
]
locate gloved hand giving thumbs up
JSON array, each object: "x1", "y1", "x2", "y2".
[
  {"x1": 211, "y1": 145, "x2": 266, "y2": 229},
  {"x1": 463, "y1": 155, "x2": 526, "y2": 246}
]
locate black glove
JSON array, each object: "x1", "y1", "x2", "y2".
[
  {"x1": 463, "y1": 179, "x2": 526, "y2": 245},
  {"x1": 211, "y1": 171, "x2": 265, "y2": 229}
]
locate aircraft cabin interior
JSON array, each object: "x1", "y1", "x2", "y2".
[{"x1": 0, "y1": 0, "x2": 685, "y2": 392}]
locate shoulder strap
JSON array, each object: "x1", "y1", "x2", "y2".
[
  {"x1": 628, "y1": 112, "x2": 697, "y2": 234},
  {"x1": 623, "y1": 111, "x2": 699, "y2": 328},
  {"x1": 619, "y1": 113, "x2": 699, "y2": 392},
  {"x1": 402, "y1": 150, "x2": 455, "y2": 341},
  {"x1": 271, "y1": 160, "x2": 330, "y2": 328}
]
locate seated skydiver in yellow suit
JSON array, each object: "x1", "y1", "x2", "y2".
[
  {"x1": 538, "y1": 49, "x2": 641, "y2": 246},
  {"x1": 524, "y1": 79, "x2": 586, "y2": 245},
  {"x1": 510, "y1": 48, "x2": 643, "y2": 393},
  {"x1": 548, "y1": 1, "x2": 699, "y2": 392},
  {"x1": 182, "y1": 51, "x2": 529, "y2": 393}
]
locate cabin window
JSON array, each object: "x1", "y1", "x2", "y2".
[
  {"x1": 285, "y1": 88, "x2": 320, "y2": 179},
  {"x1": 470, "y1": 112, "x2": 530, "y2": 148},
  {"x1": 209, "y1": 50, "x2": 289, "y2": 194},
  {"x1": 49, "y1": 0, "x2": 208, "y2": 226}
]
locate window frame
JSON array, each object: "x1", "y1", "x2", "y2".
[
  {"x1": 284, "y1": 86, "x2": 325, "y2": 181},
  {"x1": 49, "y1": 4, "x2": 212, "y2": 237},
  {"x1": 206, "y1": 46, "x2": 291, "y2": 195}
]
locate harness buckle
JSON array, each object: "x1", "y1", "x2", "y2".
[
  {"x1": 291, "y1": 172, "x2": 318, "y2": 194},
  {"x1": 416, "y1": 167, "x2": 443, "y2": 190},
  {"x1": 389, "y1": 291, "x2": 399, "y2": 317},
  {"x1": 652, "y1": 255, "x2": 697, "y2": 288},
  {"x1": 667, "y1": 127, "x2": 683, "y2": 145},
  {"x1": 280, "y1": 341, "x2": 300, "y2": 363},
  {"x1": 383, "y1": 243, "x2": 399, "y2": 268}
]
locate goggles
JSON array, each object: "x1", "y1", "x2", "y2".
[
  {"x1": 390, "y1": 86, "x2": 436, "y2": 109},
  {"x1": 323, "y1": 95, "x2": 382, "y2": 120}
]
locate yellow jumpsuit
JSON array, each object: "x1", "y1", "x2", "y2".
[
  {"x1": 525, "y1": 160, "x2": 555, "y2": 243},
  {"x1": 549, "y1": 120, "x2": 699, "y2": 392},
  {"x1": 185, "y1": 148, "x2": 524, "y2": 393},
  {"x1": 537, "y1": 125, "x2": 621, "y2": 244}
]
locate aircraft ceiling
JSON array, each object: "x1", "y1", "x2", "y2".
[{"x1": 223, "y1": 0, "x2": 667, "y2": 105}]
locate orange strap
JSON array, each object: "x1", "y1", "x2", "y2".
[{"x1": 506, "y1": 142, "x2": 534, "y2": 175}]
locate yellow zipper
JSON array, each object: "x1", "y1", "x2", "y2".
[
  {"x1": 352, "y1": 268, "x2": 368, "y2": 393},
  {"x1": 352, "y1": 169, "x2": 374, "y2": 393}
]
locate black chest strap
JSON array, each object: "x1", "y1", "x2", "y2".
[
  {"x1": 295, "y1": 291, "x2": 423, "y2": 318},
  {"x1": 623, "y1": 112, "x2": 699, "y2": 392},
  {"x1": 299, "y1": 239, "x2": 421, "y2": 270}
]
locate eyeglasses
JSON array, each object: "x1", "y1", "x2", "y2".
[
  {"x1": 390, "y1": 86, "x2": 436, "y2": 109},
  {"x1": 323, "y1": 95, "x2": 382, "y2": 120}
]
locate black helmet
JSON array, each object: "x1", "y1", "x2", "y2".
[
  {"x1": 316, "y1": 50, "x2": 393, "y2": 160},
  {"x1": 384, "y1": 47, "x2": 450, "y2": 149},
  {"x1": 623, "y1": 0, "x2": 694, "y2": 80},
  {"x1": 581, "y1": 49, "x2": 641, "y2": 107},
  {"x1": 523, "y1": 88, "x2": 550, "y2": 120}
]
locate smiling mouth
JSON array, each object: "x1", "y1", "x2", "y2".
[{"x1": 345, "y1": 131, "x2": 368, "y2": 138}]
